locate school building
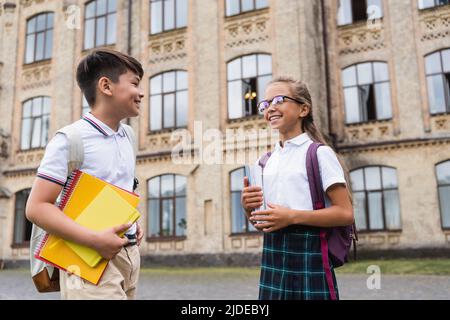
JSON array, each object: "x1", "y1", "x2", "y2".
[{"x1": 0, "y1": 0, "x2": 449, "y2": 268}]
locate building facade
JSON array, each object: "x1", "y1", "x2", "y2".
[{"x1": 0, "y1": 0, "x2": 449, "y2": 266}]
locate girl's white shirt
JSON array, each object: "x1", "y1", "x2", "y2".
[{"x1": 258, "y1": 132, "x2": 346, "y2": 211}]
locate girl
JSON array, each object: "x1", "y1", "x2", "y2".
[{"x1": 241, "y1": 76, "x2": 354, "y2": 300}]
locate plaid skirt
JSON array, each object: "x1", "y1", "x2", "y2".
[{"x1": 258, "y1": 225, "x2": 339, "y2": 300}]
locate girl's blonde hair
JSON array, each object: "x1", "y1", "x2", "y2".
[{"x1": 268, "y1": 76, "x2": 353, "y2": 201}]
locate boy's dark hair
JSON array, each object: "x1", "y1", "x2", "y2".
[{"x1": 76, "y1": 49, "x2": 144, "y2": 106}]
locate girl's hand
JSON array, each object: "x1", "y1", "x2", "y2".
[
  {"x1": 241, "y1": 177, "x2": 263, "y2": 217},
  {"x1": 250, "y1": 203, "x2": 294, "y2": 233}
]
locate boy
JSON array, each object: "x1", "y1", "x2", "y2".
[{"x1": 26, "y1": 49, "x2": 145, "y2": 300}]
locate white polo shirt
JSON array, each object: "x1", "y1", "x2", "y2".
[
  {"x1": 259, "y1": 132, "x2": 346, "y2": 211},
  {"x1": 37, "y1": 112, "x2": 137, "y2": 235}
]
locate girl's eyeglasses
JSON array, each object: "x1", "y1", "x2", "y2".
[{"x1": 257, "y1": 95, "x2": 303, "y2": 113}]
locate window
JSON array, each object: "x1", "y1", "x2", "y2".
[
  {"x1": 436, "y1": 161, "x2": 450, "y2": 229},
  {"x1": 25, "y1": 12, "x2": 54, "y2": 64},
  {"x1": 425, "y1": 49, "x2": 450, "y2": 115},
  {"x1": 21, "y1": 97, "x2": 51, "y2": 150},
  {"x1": 13, "y1": 189, "x2": 32, "y2": 246},
  {"x1": 350, "y1": 166, "x2": 401, "y2": 232},
  {"x1": 82, "y1": 95, "x2": 90, "y2": 116},
  {"x1": 147, "y1": 174, "x2": 187, "y2": 238},
  {"x1": 227, "y1": 54, "x2": 272, "y2": 119},
  {"x1": 225, "y1": 0, "x2": 268, "y2": 16},
  {"x1": 84, "y1": 0, "x2": 117, "y2": 50},
  {"x1": 149, "y1": 71, "x2": 188, "y2": 131},
  {"x1": 230, "y1": 168, "x2": 257, "y2": 234},
  {"x1": 342, "y1": 62, "x2": 392, "y2": 124},
  {"x1": 418, "y1": 0, "x2": 450, "y2": 10},
  {"x1": 338, "y1": 0, "x2": 383, "y2": 26},
  {"x1": 150, "y1": 0, "x2": 188, "y2": 34}
]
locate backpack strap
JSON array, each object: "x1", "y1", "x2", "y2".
[
  {"x1": 56, "y1": 124, "x2": 84, "y2": 175},
  {"x1": 256, "y1": 152, "x2": 272, "y2": 210},
  {"x1": 30, "y1": 123, "x2": 84, "y2": 292},
  {"x1": 306, "y1": 143, "x2": 325, "y2": 210},
  {"x1": 258, "y1": 152, "x2": 272, "y2": 169},
  {"x1": 306, "y1": 142, "x2": 337, "y2": 301}
]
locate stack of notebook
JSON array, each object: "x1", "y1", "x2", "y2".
[{"x1": 35, "y1": 170, "x2": 140, "y2": 285}]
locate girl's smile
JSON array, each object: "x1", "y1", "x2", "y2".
[
  {"x1": 267, "y1": 113, "x2": 283, "y2": 125},
  {"x1": 262, "y1": 83, "x2": 305, "y2": 140}
]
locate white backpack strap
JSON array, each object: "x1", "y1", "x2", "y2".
[
  {"x1": 122, "y1": 124, "x2": 137, "y2": 158},
  {"x1": 30, "y1": 224, "x2": 49, "y2": 276},
  {"x1": 30, "y1": 124, "x2": 84, "y2": 292},
  {"x1": 56, "y1": 124, "x2": 84, "y2": 174}
]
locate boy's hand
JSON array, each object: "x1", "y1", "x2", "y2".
[
  {"x1": 241, "y1": 177, "x2": 263, "y2": 217},
  {"x1": 249, "y1": 203, "x2": 294, "y2": 233},
  {"x1": 92, "y1": 223, "x2": 131, "y2": 260}
]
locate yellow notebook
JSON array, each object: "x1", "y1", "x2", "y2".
[
  {"x1": 64, "y1": 186, "x2": 140, "y2": 268},
  {"x1": 35, "y1": 170, "x2": 140, "y2": 285}
]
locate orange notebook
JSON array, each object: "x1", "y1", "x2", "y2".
[{"x1": 35, "y1": 170, "x2": 140, "y2": 285}]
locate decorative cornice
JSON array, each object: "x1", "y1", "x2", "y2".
[
  {"x1": 14, "y1": 149, "x2": 44, "y2": 166},
  {"x1": 225, "y1": 35, "x2": 269, "y2": 48},
  {"x1": 431, "y1": 114, "x2": 450, "y2": 131},
  {"x1": 224, "y1": 9, "x2": 270, "y2": 49},
  {"x1": 149, "y1": 52, "x2": 187, "y2": 64},
  {"x1": 136, "y1": 150, "x2": 175, "y2": 164},
  {"x1": 337, "y1": 22, "x2": 385, "y2": 56},
  {"x1": 337, "y1": 136, "x2": 450, "y2": 154},
  {"x1": 21, "y1": 63, "x2": 52, "y2": 90},
  {"x1": 20, "y1": 0, "x2": 46, "y2": 8},
  {"x1": 148, "y1": 29, "x2": 187, "y2": 65},
  {"x1": 226, "y1": 115, "x2": 265, "y2": 126},
  {"x1": 419, "y1": 5, "x2": 450, "y2": 42},
  {"x1": 3, "y1": 167, "x2": 37, "y2": 178},
  {"x1": 3, "y1": 2, "x2": 16, "y2": 12},
  {"x1": 342, "y1": 120, "x2": 394, "y2": 144}
]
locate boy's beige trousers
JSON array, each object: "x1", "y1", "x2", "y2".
[{"x1": 60, "y1": 245, "x2": 140, "y2": 300}]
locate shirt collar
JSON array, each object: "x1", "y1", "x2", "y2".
[
  {"x1": 275, "y1": 132, "x2": 311, "y2": 151},
  {"x1": 83, "y1": 112, "x2": 126, "y2": 137}
]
